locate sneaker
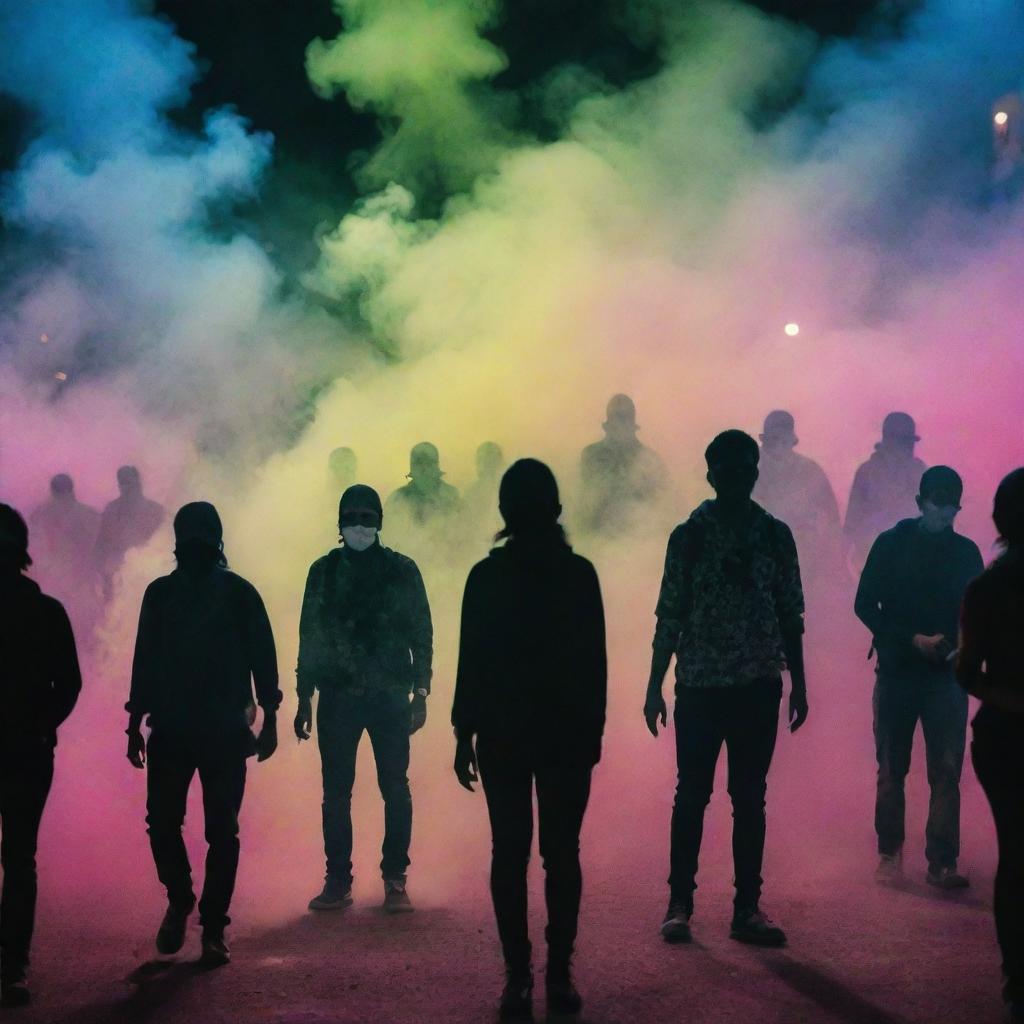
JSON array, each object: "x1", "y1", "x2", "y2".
[
  {"x1": 499, "y1": 968, "x2": 534, "y2": 1022},
  {"x1": 730, "y1": 907, "x2": 787, "y2": 947},
  {"x1": 199, "y1": 931, "x2": 230, "y2": 968},
  {"x1": 875, "y1": 852, "x2": 903, "y2": 885},
  {"x1": 383, "y1": 879, "x2": 413, "y2": 914},
  {"x1": 0, "y1": 979, "x2": 30, "y2": 1009},
  {"x1": 660, "y1": 899, "x2": 693, "y2": 944},
  {"x1": 546, "y1": 964, "x2": 583, "y2": 1016},
  {"x1": 308, "y1": 876, "x2": 354, "y2": 912},
  {"x1": 926, "y1": 865, "x2": 970, "y2": 890},
  {"x1": 156, "y1": 898, "x2": 195, "y2": 955}
]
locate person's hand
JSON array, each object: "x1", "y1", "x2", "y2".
[
  {"x1": 644, "y1": 690, "x2": 668, "y2": 738},
  {"x1": 913, "y1": 634, "x2": 950, "y2": 664},
  {"x1": 255, "y1": 715, "x2": 278, "y2": 762},
  {"x1": 789, "y1": 687, "x2": 809, "y2": 733},
  {"x1": 294, "y1": 697, "x2": 313, "y2": 741},
  {"x1": 409, "y1": 693, "x2": 427, "y2": 735},
  {"x1": 454, "y1": 737, "x2": 478, "y2": 792},
  {"x1": 126, "y1": 728, "x2": 146, "y2": 769}
]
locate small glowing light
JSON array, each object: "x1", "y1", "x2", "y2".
[
  {"x1": 54, "y1": 371, "x2": 67, "y2": 382},
  {"x1": 39, "y1": 333, "x2": 49, "y2": 343},
  {"x1": 995, "y1": 111, "x2": 1009, "y2": 126},
  {"x1": 784, "y1": 322, "x2": 800, "y2": 337}
]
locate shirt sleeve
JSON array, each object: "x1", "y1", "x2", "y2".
[
  {"x1": 956, "y1": 575, "x2": 989, "y2": 690},
  {"x1": 853, "y1": 533, "x2": 886, "y2": 639},
  {"x1": 452, "y1": 566, "x2": 485, "y2": 740},
  {"x1": 295, "y1": 562, "x2": 322, "y2": 701},
  {"x1": 48, "y1": 599, "x2": 82, "y2": 729},
  {"x1": 843, "y1": 464, "x2": 871, "y2": 547},
  {"x1": 653, "y1": 525, "x2": 689, "y2": 658},
  {"x1": 773, "y1": 522, "x2": 805, "y2": 633},
  {"x1": 582, "y1": 560, "x2": 608, "y2": 762},
  {"x1": 244, "y1": 583, "x2": 281, "y2": 711},
  {"x1": 126, "y1": 583, "x2": 160, "y2": 715},
  {"x1": 406, "y1": 561, "x2": 434, "y2": 692}
]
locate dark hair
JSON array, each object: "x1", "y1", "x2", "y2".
[
  {"x1": 496, "y1": 458, "x2": 567, "y2": 545},
  {"x1": 51, "y1": 473, "x2": 74, "y2": 496},
  {"x1": 172, "y1": 502, "x2": 226, "y2": 569},
  {"x1": 705, "y1": 430, "x2": 760, "y2": 469},
  {"x1": 993, "y1": 467, "x2": 1024, "y2": 548},
  {"x1": 0, "y1": 504, "x2": 31, "y2": 571},
  {"x1": 338, "y1": 483, "x2": 383, "y2": 526}
]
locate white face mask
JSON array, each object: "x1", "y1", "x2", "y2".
[{"x1": 341, "y1": 525, "x2": 378, "y2": 552}]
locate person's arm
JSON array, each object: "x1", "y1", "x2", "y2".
[
  {"x1": 294, "y1": 563, "x2": 321, "y2": 739},
  {"x1": 853, "y1": 534, "x2": 887, "y2": 638},
  {"x1": 843, "y1": 465, "x2": 870, "y2": 551},
  {"x1": 244, "y1": 583, "x2": 280, "y2": 762},
  {"x1": 48, "y1": 599, "x2": 82, "y2": 729},
  {"x1": 583, "y1": 561, "x2": 608, "y2": 762},
  {"x1": 406, "y1": 561, "x2": 433, "y2": 735},
  {"x1": 957, "y1": 576, "x2": 1024, "y2": 712},
  {"x1": 774, "y1": 523, "x2": 808, "y2": 730},
  {"x1": 452, "y1": 567, "x2": 484, "y2": 790},
  {"x1": 645, "y1": 526, "x2": 689, "y2": 737},
  {"x1": 125, "y1": 584, "x2": 159, "y2": 767}
]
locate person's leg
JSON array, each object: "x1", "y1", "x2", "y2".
[
  {"x1": 145, "y1": 731, "x2": 198, "y2": 910},
  {"x1": 873, "y1": 678, "x2": 919, "y2": 860},
  {"x1": 0, "y1": 750, "x2": 54, "y2": 984},
  {"x1": 724, "y1": 678, "x2": 782, "y2": 914},
  {"x1": 535, "y1": 760, "x2": 593, "y2": 972},
  {"x1": 366, "y1": 692, "x2": 413, "y2": 884},
  {"x1": 920, "y1": 681, "x2": 968, "y2": 872},
  {"x1": 196, "y1": 736, "x2": 248, "y2": 936},
  {"x1": 316, "y1": 691, "x2": 366, "y2": 888},
  {"x1": 477, "y1": 739, "x2": 535, "y2": 978},
  {"x1": 669, "y1": 687, "x2": 724, "y2": 912}
]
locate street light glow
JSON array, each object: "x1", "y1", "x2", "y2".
[
  {"x1": 784, "y1": 322, "x2": 800, "y2": 337},
  {"x1": 995, "y1": 111, "x2": 1009, "y2": 126},
  {"x1": 54, "y1": 371, "x2": 67, "y2": 382}
]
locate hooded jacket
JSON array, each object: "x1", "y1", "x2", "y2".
[{"x1": 0, "y1": 573, "x2": 81, "y2": 751}]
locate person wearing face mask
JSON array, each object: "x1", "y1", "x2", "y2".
[
  {"x1": 855, "y1": 466, "x2": 983, "y2": 888},
  {"x1": 645, "y1": 430, "x2": 807, "y2": 948},
  {"x1": 295, "y1": 484, "x2": 433, "y2": 914}
]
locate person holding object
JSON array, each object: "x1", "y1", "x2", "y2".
[
  {"x1": 855, "y1": 466, "x2": 983, "y2": 888},
  {"x1": 645, "y1": 430, "x2": 807, "y2": 948},
  {"x1": 125, "y1": 502, "x2": 280, "y2": 968},
  {"x1": 453, "y1": 459, "x2": 606, "y2": 1022},
  {"x1": 295, "y1": 484, "x2": 432, "y2": 914}
]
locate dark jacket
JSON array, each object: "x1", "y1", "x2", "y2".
[
  {"x1": 0, "y1": 573, "x2": 81, "y2": 752},
  {"x1": 296, "y1": 542, "x2": 433, "y2": 700},
  {"x1": 127, "y1": 566, "x2": 281, "y2": 735},
  {"x1": 452, "y1": 536, "x2": 607, "y2": 765},
  {"x1": 855, "y1": 518, "x2": 983, "y2": 682}
]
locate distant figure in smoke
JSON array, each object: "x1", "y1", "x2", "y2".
[
  {"x1": 453, "y1": 459, "x2": 606, "y2": 1021},
  {"x1": 125, "y1": 502, "x2": 280, "y2": 968},
  {"x1": 327, "y1": 446, "x2": 358, "y2": 494},
  {"x1": 384, "y1": 442, "x2": 462, "y2": 527},
  {"x1": 95, "y1": 465, "x2": 164, "y2": 601},
  {"x1": 958, "y1": 468, "x2": 1024, "y2": 1021},
  {"x1": 28, "y1": 474, "x2": 101, "y2": 631},
  {"x1": 844, "y1": 413, "x2": 927, "y2": 571},
  {"x1": 645, "y1": 430, "x2": 807, "y2": 948},
  {"x1": 463, "y1": 441, "x2": 506, "y2": 531},
  {"x1": 0, "y1": 504, "x2": 81, "y2": 1008},
  {"x1": 753, "y1": 411, "x2": 842, "y2": 588},
  {"x1": 579, "y1": 394, "x2": 668, "y2": 534},
  {"x1": 855, "y1": 467, "x2": 982, "y2": 889},
  {"x1": 296, "y1": 485, "x2": 432, "y2": 914}
]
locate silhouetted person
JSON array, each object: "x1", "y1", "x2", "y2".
[
  {"x1": 453, "y1": 459, "x2": 606, "y2": 1021},
  {"x1": 958, "y1": 468, "x2": 1024, "y2": 1021},
  {"x1": 645, "y1": 430, "x2": 807, "y2": 948},
  {"x1": 296, "y1": 484, "x2": 432, "y2": 913},
  {"x1": 844, "y1": 413, "x2": 927, "y2": 570},
  {"x1": 0, "y1": 504, "x2": 81, "y2": 1008},
  {"x1": 327, "y1": 446, "x2": 358, "y2": 493},
  {"x1": 95, "y1": 465, "x2": 164, "y2": 600},
  {"x1": 384, "y1": 443, "x2": 462, "y2": 527},
  {"x1": 855, "y1": 467, "x2": 982, "y2": 888},
  {"x1": 579, "y1": 394, "x2": 668, "y2": 534},
  {"x1": 463, "y1": 441, "x2": 506, "y2": 520},
  {"x1": 753, "y1": 411, "x2": 842, "y2": 587},
  {"x1": 125, "y1": 502, "x2": 280, "y2": 967}
]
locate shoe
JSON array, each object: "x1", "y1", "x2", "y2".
[
  {"x1": 660, "y1": 899, "x2": 693, "y2": 944},
  {"x1": 0, "y1": 979, "x2": 30, "y2": 1009},
  {"x1": 926, "y1": 865, "x2": 970, "y2": 890},
  {"x1": 155, "y1": 898, "x2": 195, "y2": 955},
  {"x1": 730, "y1": 907, "x2": 787, "y2": 947},
  {"x1": 308, "y1": 876, "x2": 354, "y2": 912},
  {"x1": 875, "y1": 852, "x2": 903, "y2": 885},
  {"x1": 199, "y1": 931, "x2": 230, "y2": 968},
  {"x1": 383, "y1": 879, "x2": 413, "y2": 914},
  {"x1": 546, "y1": 964, "x2": 583, "y2": 1016},
  {"x1": 499, "y1": 968, "x2": 534, "y2": 1022}
]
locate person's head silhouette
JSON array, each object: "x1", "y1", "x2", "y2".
[
  {"x1": 705, "y1": 430, "x2": 760, "y2": 506},
  {"x1": 497, "y1": 459, "x2": 564, "y2": 542},
  {"x1": 0, "y1": 504, "x2": 31, "y2": 573}
]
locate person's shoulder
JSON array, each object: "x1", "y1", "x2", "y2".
[
  {"x1": 306, "y1": 550, "x2": 337, "y2": 574},
  {"x1": 951, "y1": 531, "x2": 984, "y2": 562},
  {"x1": 37, "y1": 591, "x2": 71, "y2": 624},
  {"x1": 379, "y1": 545, "x2": 422, "y2": 574},
  {"x1": 758, "y1": 505, "x2": 794, "y2": 538}
]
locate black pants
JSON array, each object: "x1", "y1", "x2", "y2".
[
  {"x1": 477, "y1": 738, "x2": 593, "y2": 975},
  {"x1": 146, "y1": 729, "x2": 249, "y2": 933},
  {"x1": 972, "y1": 711, "x2": 1024, "y2": 995},
  {"x1": 0, "y1": 747, "x2": 54, "y2": 981},
  {"x1": 317, "y1": 689, "x2": 412, "y2": 887},
  {"x1": 669, "y1": 677, "x2": 782, "y2": 913},
  {"x1": 873, "y1": 676, "x2": 967, "y2": 867}
]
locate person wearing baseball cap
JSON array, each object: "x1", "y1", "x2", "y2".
[
  {"x1": 384, "y1": 442, "x2": 462, "y2": 529},
  {"x1": 296, "y1": 484, "x2": 433, "y2": 915},
  {"x1": 855, "y1": 466, "x2": 984, "y2": 889},
  {"x1": 844, "y1": 412, "x2": 927, "y2": 571}
]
